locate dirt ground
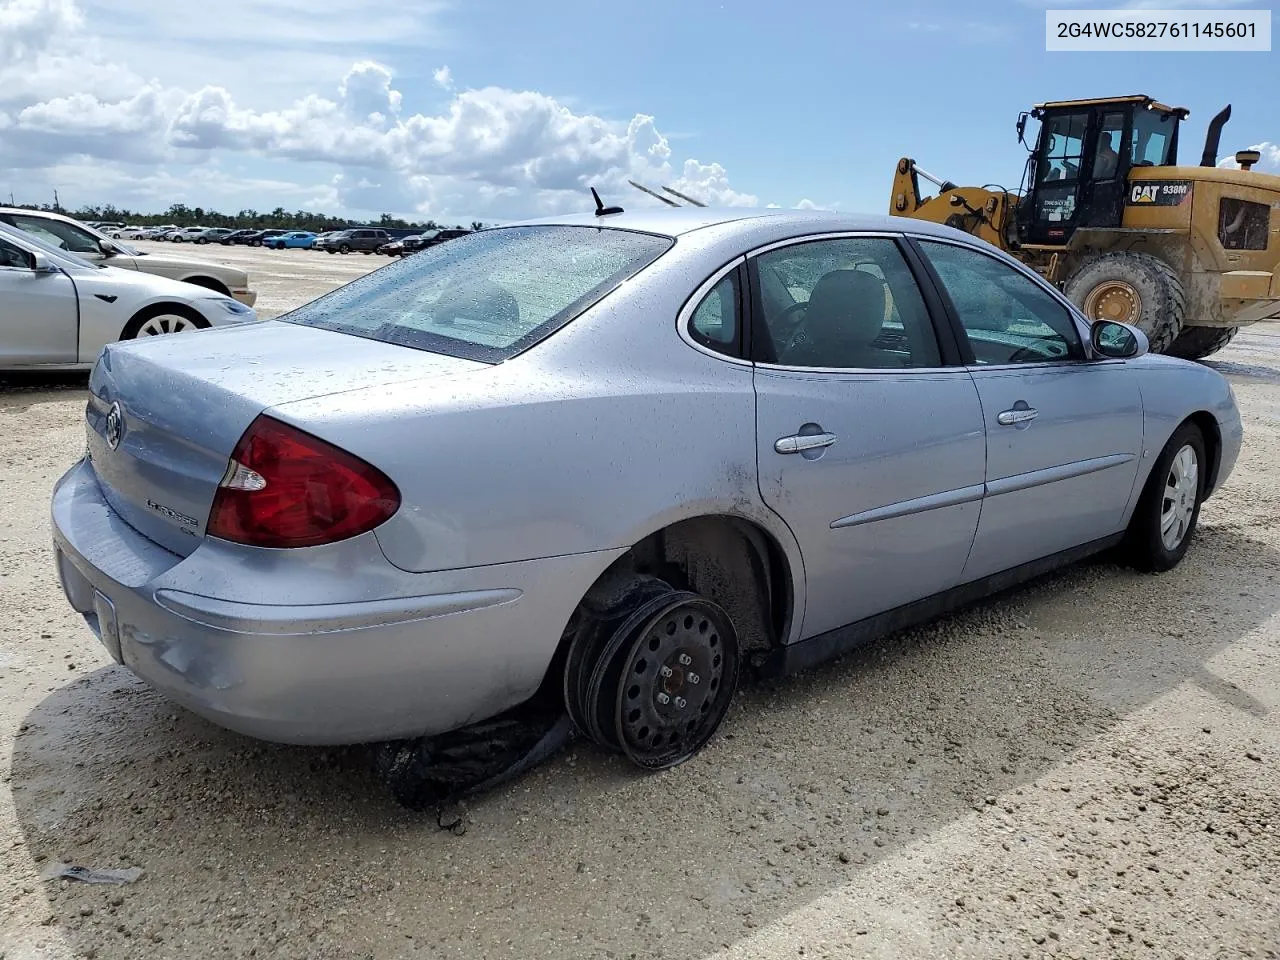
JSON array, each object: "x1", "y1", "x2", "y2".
[{"x1": 1, "y1": 248, "x2": 1277, "y2": 960}]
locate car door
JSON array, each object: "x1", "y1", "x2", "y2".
[
  {"x1": 912, "y1": 237, "x2": 1144, "y2": 582},
  {"x1": 0, "y1": 235, "x2": 79, "y2": 364},
  {"x1": 749, "y1": 234, "x2": 987, "y2": 640}
]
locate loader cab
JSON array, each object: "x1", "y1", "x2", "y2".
[{"x1": 1016, "y1": 95, "x2": 1187, "y2": 247}]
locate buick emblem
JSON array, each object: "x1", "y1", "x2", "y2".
[{"x1": 104, "y1": 402, "x2": 124, "y2": 451}]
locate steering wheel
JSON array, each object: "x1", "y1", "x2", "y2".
[
  {"x1": 768, "y1": 301, "x2": 809, "y2": 359},
  {"x1": 1004, "y1": 343, "x2": 1050, "y2": 364}
]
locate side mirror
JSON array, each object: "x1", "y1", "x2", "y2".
[
  {"x1": 97, "y1": 238, "x2": 118, "y2": 257},
  {"x1": 1091, "y1": 320, "x2": 1148, "y2": 359},
  {"x1": 30, "y1": 252, "x2": 58, "y2": 274}
]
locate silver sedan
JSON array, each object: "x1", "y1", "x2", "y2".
[
  {"x1": 1, "y1": 223, "x2": 259, "y2": 370},
  {"x1": 50, "y1": 208, "x2": 1242, "y2": 783}
]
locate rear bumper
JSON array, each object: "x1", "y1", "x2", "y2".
[{"x1": 51, "y1": 459, "x2": 619, "y2": 745}]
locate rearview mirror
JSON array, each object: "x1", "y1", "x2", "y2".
[
  {"x1": 97, "y1": 238, "x2": 118, "y2": 257},
  {"x1": 1091, "y1": 320, "x2": 1148, "y2": 359}
]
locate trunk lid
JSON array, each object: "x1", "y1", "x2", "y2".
[{"x1": 85, "y1": 320, "x2": 486, "y2": 556}]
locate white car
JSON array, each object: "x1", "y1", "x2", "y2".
[
  {"x1": 167, "y1": 227, "x2": 208, "y2": 243},
  {"x1": 0, "y1": 222, "x2": 259, "y2": 371},
  {"x1": 0, "y1": 208, "x2": 256, "y2": 307},
  {"x1": 109, "y1": 226, "x2": 152, "y2": 240}
]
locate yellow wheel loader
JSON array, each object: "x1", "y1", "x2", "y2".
[{"x1": 890, "y1": 95, "x2": 1280, "y2": 359}]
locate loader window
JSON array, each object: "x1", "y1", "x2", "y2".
[
  {"x1": 1038, "y1": 113, "x2": 1088, "y2": 184},
  {"x1": 1219, "y1": 198, "x2": 1270, "y2": 251},
  {"x1": 1093, "y1": 112, "x2": 1125, "y2": 180},
  {"x1": 1132, "y1": 109, "x2": 1175, "y2": 166}
]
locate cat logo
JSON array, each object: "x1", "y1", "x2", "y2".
[{"x1": 1128, "y1": 181, "x2": 1192, "y2": 206}]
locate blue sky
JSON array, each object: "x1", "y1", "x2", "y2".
[{"x1": 1, "y1": 0, "x2": 1275, "y2": 220}]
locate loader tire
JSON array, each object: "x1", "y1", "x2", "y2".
[
  {"x1": 1166, "y1": 325, "x2": 1239, "y2": 361},
  {"x1": 1064, "y1": 252, "x2": 1184, "y2": 354}
]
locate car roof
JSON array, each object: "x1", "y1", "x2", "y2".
[
  {"x1": 0, "y1": 205, "x2": 95, "y2": 228},
  {"x1": 506, "y1": 206, "x2": 988, "y2": 244}
]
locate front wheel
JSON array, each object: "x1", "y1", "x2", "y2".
[
  {"x1": 121, "y1": 304, "x2": 210, "y2": 340},
  {"x1": 1122, "y1": 421, "x2": 1206, "y2": 572},
  {"x1": 339, "y1": 244, "x2": 351, "y2": 254}
]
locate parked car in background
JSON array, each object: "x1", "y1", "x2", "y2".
[
  {"x1": 0, "y1": 221, "x2": 257, "y2": 370},
  {"x1": 139, "y1": 225, "x2": 178, "y2": 240},
  {"x1": 417, "y1": 227, "x2": 472, "y2": 250},
  {"x1": 0, "y1": 208, "x2": 257, "y2": 306},
  {"x1": 107, "y1": 225, "x2": 151, "y2": 240},
  {"x1": 221, "y1": 230, "x2": 259, "y2": 245},
  {"x1": 239, "y1": 229, "x2": 287, "y2": 247},
  {"x1": 46, "y1": 209, "x2": 1240, "y2": 809},
  {"x1": 266, "y1": 231, "x2": 318, "y2": 249},
  {"x1": 194, "y1": 228, "x2": 237, "y2": 244},
  {"x1": 317, "y1": 228, "x2": 391, "y2": 254},
  {"x1": 377, "y1": 236, "x2": 412, "y2": 256},
  {"x1": 168, "y1": 227, "x2": 209, "y2": 243}
]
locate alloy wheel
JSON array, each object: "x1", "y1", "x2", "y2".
[{"x1": 1160, "y1": 444, "x2": 1199, "y2": 551}]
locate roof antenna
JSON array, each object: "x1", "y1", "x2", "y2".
[{"x1": 591, "y1": 186, "x2": 624, "y2": 216}]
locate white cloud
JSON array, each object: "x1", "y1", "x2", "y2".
[
  {"x1": 0, "y1": 0, "x2": 760, "y2": 220},
  {"x1": 1218, "y1": 142, "x2": 1280, "y2": 172}
]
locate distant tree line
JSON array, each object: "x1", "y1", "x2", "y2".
[{"x1": 8, "y1": 200, "x2": 485, "y2": 233}]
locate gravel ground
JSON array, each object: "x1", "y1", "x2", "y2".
[
  {"x1": 1, "y1": 263, "x2": 1277, "y2": 960},
  {"x1": 131, "y1": 238, "x2": 387, "y2": 319}
]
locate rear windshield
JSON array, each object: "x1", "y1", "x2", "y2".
[{"x1": 279, "y1": 224, "x2": 673, "y2": 362}]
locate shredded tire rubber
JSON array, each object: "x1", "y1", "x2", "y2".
[{"x1": 371, "y1": 694, "x2": 576, "y2": 822}]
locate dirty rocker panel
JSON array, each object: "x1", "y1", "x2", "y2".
[{"x1": 755, "y1": 533, "x2": 1125, "y2": 677}]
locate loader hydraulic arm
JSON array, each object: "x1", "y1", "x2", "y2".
[
  {"x1": 891, "y1": 158, "x2": 958, "y2": 214},
  {"x1": 889, "y1": 156, "x2": 1018, "y2": 252}
]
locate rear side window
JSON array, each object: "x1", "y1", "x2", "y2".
[
  {"x1": 280, "y1": 225, "x2": 673, "y2": 362},
  {"x1": 688, "y1": 271, "x2": 740, "y2": 354},
  {"x1": 1219, "y1": 198, "x2": 1270, "y2": 250}
]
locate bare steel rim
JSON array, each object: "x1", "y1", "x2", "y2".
[
  {"x1": 1161, "y1": 444, "x2": 1199, "y2": 551},
  {"x1": 1083, "y1": 279, "x2": 1143, "y2": 324},
  {"x1": 136, "y1": 314, "x2": 200, "y2": 337},
  {"x1": 608, "y1": 594, "x2": 740, "y2": 770}
]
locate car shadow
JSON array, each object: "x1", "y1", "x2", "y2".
[
  {"x1": 0, "y1": 372, "x2": 89, "y2": 410},
  {"x1": 10, "y1": 523, "x2": 1279, "y2": 959}
]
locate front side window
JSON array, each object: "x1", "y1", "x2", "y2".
[
  {"x1": 280, "y1": 225, "x2": 672, "y2": 362},
  {"x1": 7, "y1": 215, "x2": 100, "y2": 255},
  {"x1": 751, "y1": 237, "x2": 941, "y2": 369},
  {"x1": 0, "y1": 236, "x2": 31, "y2": 269},
  {"x1": 918, "y1": 240, "x2": 1085, "y2": 365}
]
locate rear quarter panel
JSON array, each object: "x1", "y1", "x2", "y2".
[{"x1": 265, "y1": 230, "x2": 806, "y2": 619}]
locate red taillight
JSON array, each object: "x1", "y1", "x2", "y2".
[{"x1": 208, "y1": 415, "x2": 400, "y2": 548}]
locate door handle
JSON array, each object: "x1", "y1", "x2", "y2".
[
  {"x1": 997, "y1": 407, "x2": 1038, "y2": 426},
  {"x1": 775, "y1": 432, "x2": 838, "y2": 454}
]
